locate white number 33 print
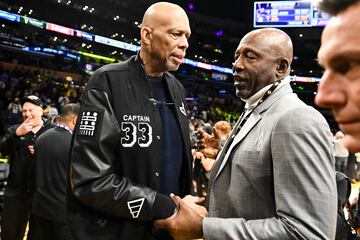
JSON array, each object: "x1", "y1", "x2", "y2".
[{"x1": 121, "y1": 122, "x2": 153, "y2": 147}]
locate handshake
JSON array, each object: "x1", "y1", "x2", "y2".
[{"x1": 154, "y1": 193, "x2": 208, "y2": 240}]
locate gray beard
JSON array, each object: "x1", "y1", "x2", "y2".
[{"x1": 165, "y1": 60, "x2": 180, "y2": 72}]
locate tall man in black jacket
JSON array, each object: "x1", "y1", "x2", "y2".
[
  {"x1": 32, "y1": 103, "x2": 79, "y2": 240},
  {"x1": 0, "y1": 95, "x2": 52, "y2": 240},
  {"x1": 68, "y1": 2, "x2": 204, "y2": 240}
]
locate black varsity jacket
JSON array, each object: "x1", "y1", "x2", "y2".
[{"x1": 68, "y1": 54, "x2": 192, "y2": 240}]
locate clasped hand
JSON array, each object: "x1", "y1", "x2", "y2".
[{"x1": 154, "y1": 194, "x2": 208, "y2": 240}]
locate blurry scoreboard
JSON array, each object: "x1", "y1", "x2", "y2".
[{"x1": 254, "y1": 1, "x2": 330, "y2": 27}]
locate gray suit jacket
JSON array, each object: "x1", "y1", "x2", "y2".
[{"x1": 203, "y1": 83, "x2": 337, "y2": 240}]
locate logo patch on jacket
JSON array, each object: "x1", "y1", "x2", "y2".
[
  {"x1": 179, "y1": 102, "x2": 186, "y2": 116},
  {"x1": 127, "y1": 198, "x2": 145, "y2": 218},
  {"x1": 77, "y1": 111, "x2": 102, "y2": 137}
]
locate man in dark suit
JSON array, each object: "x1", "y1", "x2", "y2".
[
  {"x1": 155, "y1": 28, "x2": 338, "y2": 240},
  {"x1": 32, "y1": 103, "x2": 79, "y2": 240}
]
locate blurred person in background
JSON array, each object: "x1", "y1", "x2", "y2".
[
  {"x1": 333, "y1": 131, "x2": 350, "y2": 174},
  {"x1": 192, "y1": 122, "x2": 213, "y2": 197},
  {"x1": 0, "y1": 95, "x2": 52, "y2": 240},
  {"x1": 315, "y1": 0, "x2": 360, "y2": 153},
  {"x1": 213, "y1": 120, "x2": 231, "y2": 146},
  {"x1": 57, "y1": 90, "x2": 69, "y2": 109},
  {"x1": 32, "y1": 103, "x2": 79, "y2": 240},
  {"x1": 46, "y1": 98, "x2": 59, "y2": 119},
  {"x1": 7, "y1": 97, "x2": 22, "y2": 126},
  {"x1": 194, "y1": 120, "x2": 232, "y2": 173}
]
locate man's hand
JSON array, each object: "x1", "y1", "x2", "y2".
[
  {"x1": 15, "y1": 117, "x2": 34, "y2": 136},
  {"x1": 154, "y1": 195, "x2": 205, "y2": 240},
  {"x1": 182, "y1": 194, "x2": 208, "y2": 217}
]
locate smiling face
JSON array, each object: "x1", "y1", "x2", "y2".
[
  {"x1": 232, "y1": 29, "x2": 292, "y2": 99},
  {"x1": 140, "y1": 3, "x2": 191, "y2": 76},
  {"x1": 315, "y1": 2, "x2": 360, "y2": 152},
  {"x1": 22, "y1": 102, "x2": 43, "y2": 122}
]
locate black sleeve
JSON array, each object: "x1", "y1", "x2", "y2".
[
  {"x1": 0, "y1": 125, "x2": 18, "y2": 156},
  {"x1": 70, "y1": 86, "x2": 175, "y2": 221}
]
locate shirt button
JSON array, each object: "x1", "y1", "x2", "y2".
[
  {"x1": 155, "y1": 172, "x2": 159, "y2": 177},
  {"x1": 157, "y1": 136, "x2": 160, "y2": 140}
]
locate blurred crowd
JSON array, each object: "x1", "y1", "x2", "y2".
[
  {"x1": 0, "y1": 63, "x2": 83, "y2": 136},
  {"x1": 1, "y1": 52, "x2": 359, "y2": 194}
]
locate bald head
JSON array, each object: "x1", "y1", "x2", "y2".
[
  {"x1": 139, "y1": 2, "x2": 190, "y2": 76},
  {"x1": 241, "y1": 28, "x2": 293, "y2": 66},
  {"x1": 142, "y1": 2, "x2": 188, "y2": 29},
  {"x1": 233, "y1": 28, "x2": 293, "y2": 99}
]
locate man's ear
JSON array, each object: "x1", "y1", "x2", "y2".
[
  {"x1": 141, "y1": 26, "x2": 152, "y2": 45},
  {"x1": 275, "y1": 57, "x2": 290, "y2": 79},
  {"x1": 72, "y1": 116, "x2": 78, "y2": 126}
]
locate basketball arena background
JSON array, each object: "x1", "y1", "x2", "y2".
[
  {"x1": 0, "y1": 0, "x2": 339, "y2": 237},
  {"x1": 0, "y1": 0, "x2": 336, "y2": 131}
]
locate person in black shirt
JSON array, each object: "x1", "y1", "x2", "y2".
[
  {"x1": 32, "y1": 103, "x2": 79, "y2": 240},
  {"x1": 0, "y1": 95, "x2": 52, "y2": 240}
]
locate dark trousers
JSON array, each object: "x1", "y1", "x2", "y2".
[
  {"x1": 0, "y1": 194, "x2": 35, "y2": 240},
  {"x1": 34, "y1": 215, "x2": 73, "y2": 240}
]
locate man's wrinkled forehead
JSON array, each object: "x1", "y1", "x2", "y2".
[
  {"x1": 237, "y1": 31, "x2": 273, "y2": 54},
  {"x1": 239, "y1": 29, "x2": 293, "y2": 59},
  {"x1": 239, "y1": 31, "x2": 258, "y2": 47}
]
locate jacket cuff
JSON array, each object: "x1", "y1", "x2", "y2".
[
  {"x1": 152, "y1": 193, "x2": 176, "y2": 219},
  {"x1": 203, "y1": 217, "x2": 219, "y2": 240}
]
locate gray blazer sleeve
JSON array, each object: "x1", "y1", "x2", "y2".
[{"x1": 203, "y1": 106, "x2": 337, "y2": 240}]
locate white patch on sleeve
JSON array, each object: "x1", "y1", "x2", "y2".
[
  {"x1": 78, "y1": 111, "x2": 98, "y2": 136},
  {"x1": 127, "y1": 198, "x2": 145, "y2": 218}
]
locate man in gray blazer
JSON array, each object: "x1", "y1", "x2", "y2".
[{"x1": 155, "y1": 28, "x2": 338, "y2": 240}]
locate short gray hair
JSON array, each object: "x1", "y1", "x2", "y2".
[{"x1": 60, "y1": 103, "x2": 80, "y2": 118}]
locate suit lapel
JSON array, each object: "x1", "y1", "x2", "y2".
[
  {"x1": 210, "y1": 83, "x2": 293, "y2": 182},
  {"x1": 214, "y1": 111, "x2": 262, "y2": 179}
]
